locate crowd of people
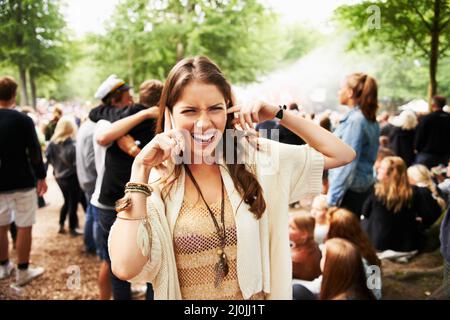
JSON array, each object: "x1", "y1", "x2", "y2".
[{"x1": 0, "y1": 55, "x2": 449, "y2": 300}]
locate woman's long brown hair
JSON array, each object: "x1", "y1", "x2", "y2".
[
  {"x1": 346, "y1": 73, "x2": 379, "y2": 122},
  {"x1": 155, "y1": 56, "x2": 266, "y2": 219},
  {"x1": 320, "y1": 238, "x2": 376, "y2": 300},
  {"x1": 326, "y1": 208, "x2": 381, "y2": 267},
  {"x1": 375, "y1": 156, "x2": 413, "y2": 214}
]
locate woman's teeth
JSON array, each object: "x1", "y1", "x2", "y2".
[{"x1": 192, "y1": 133, "x2": 215, "y2": 143}]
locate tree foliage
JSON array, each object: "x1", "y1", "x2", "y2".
[
  {"x1": 0, "y1": 0, "x2": 69, "y2": 106},
  {"x1": 334, "y1": 0, "x2": 450, "y2": 104},
  {"x1": 93, "y1": 0, "x2": 287, "y2": 86}
]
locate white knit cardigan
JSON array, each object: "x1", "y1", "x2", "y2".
[{"x1": 109, "y1": 138, "x2": 324, "y2": 300}]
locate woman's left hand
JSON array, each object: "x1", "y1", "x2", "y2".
[{"x1": 228, "y1": 101, "x2": 278, "y2": 131}]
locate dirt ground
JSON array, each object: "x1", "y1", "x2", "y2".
[{"x1": 0, "y1": 176, "x2": 446, "y2": 300}]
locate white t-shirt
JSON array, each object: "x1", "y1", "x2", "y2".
[{"x1": 90, "y1": 120, "x2": 114, "y2": 210}]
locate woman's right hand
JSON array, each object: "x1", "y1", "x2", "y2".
[{"x1": 134, "y1": 129, "x2": 185, "y2": 170}]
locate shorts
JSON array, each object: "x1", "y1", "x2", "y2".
[{"x1": 0, "y1": 188, "x2": 38, "y2": 227}]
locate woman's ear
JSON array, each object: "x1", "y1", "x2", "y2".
[{"x1": 347, "y1": 88, "x2": 354, "y2": 99}]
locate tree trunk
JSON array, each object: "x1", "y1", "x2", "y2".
[
  {"x1": 18, "y1": 64, "x2": 29, "y2": 106},
  {"x1": 15, "y1": 0, "x2": 29, "y2": 106},
  {"x1": 29, "y1": 70, "x2": 37, "y2": 109},
  {"x1": 428, "y1": 0, "x2": 441, "y2": 110}
]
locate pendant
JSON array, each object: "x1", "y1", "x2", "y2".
[{"x1": 214, "y1": 252, "x2": 229, "y2": 287}]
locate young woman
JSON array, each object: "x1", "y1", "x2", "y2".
[
  {"x1": 327, "y1": 208, "x2": 381, "y2": 267},
  {"x1": 320, "y1": 238, "x2": 376, "y2": 300},
  {"x1": 407, "y1": 164, "x2": 446, "y2": 212},
  {"x1": 362, "y1": 156, "x2": 438, "y2": 252},
  {"x1": 108, "y1": 56, "x2": 355, "y2": 300},
  {"x1": 289, "y1": 213, "x2": 322, "y2": 281},
  {"x1": 327, "y1": 73, "x2": 380, "y2": 218},
  {"x1": 326, "y1": 207, "x2": 382, "y2": 299},
  {"x1": 46, "y1": 117, "x2": 86, "y2": 235}
]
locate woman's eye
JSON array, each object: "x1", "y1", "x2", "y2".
[
  {"x1": 182, "y1": 109, "x2": 195, "y2": 114},
  {"x1": 211, "y1": 107, "x2": 223, "y2": 111}
]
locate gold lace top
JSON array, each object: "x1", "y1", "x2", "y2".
[{"x1": 173, "y1": 192, "x2": 264, "y2": 300}]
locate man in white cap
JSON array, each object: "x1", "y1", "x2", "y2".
[
  {"x1": 81, "y1": 74, "x2": 134, "y2": 300},
  {"x1": 87, "y1": 75, "x2": 161, "y2": 300},
  {"x1": 94, "y1": 75, "x2": 134, "y2": 111}
]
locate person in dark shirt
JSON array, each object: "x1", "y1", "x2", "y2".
[
  {"x1": 362, "y1": 156, "x2": 441, "y2": 252},
  {"x1": 44, "y1": 106, "x2": 62, "y2": 141},
  {"x1": 46, "y1": 117, "x2": 86, "y2": 236},
  {"x1": 278, "y1": 103, "x2": 306, "y2": 146},
  {"x1": 0, "y1": 76, "x2": 47, "y2": 286},
  {"x1": 387, "y1": 110, "x2": 418, "y2": 167},
  {"x1": 89, "y1": 76, "x2": 162, "y2": 300},
  {"x1": 414, "y1": 96, "x2": 450, "y2": 168}
]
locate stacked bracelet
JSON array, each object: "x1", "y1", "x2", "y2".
[
  {"x1": 115, "y1": 182, "x2": 153, "y2": 213},
  {"x1": 125, "y1": 182, "x2": 153, "y2": 196}
]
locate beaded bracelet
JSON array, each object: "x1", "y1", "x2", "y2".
[
  {"x1": 125, "y1": 182, "x2": 153, "y2": 196},
  {"x1": 115, "y1": 182, "x2": 153, "y2": 213}
]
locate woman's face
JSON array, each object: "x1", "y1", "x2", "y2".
[
  {"x1": 338, "y1": 83, "x2": 352, "y2": 106},
  {"x1": 377, "y1": 160, "x2": 390, "y2": 181},
  {"x1": 172, "y1": 81, "x2": 228, "y2": 158}
]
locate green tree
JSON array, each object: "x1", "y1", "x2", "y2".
[
  {"x1": 282, "y1": 22, "x2": 322, "y2": 64},
  {"x1": 335, "y1": 0, "x2": 450, "y2": 106},
  {"x1": 0, "y1": 0, "x2": 68, "y2": 107},
  {"x1": 94, "y1": 0, "x2": 286, "y2": 86}
]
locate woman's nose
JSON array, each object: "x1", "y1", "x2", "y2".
[{"x1": 195, "y1": 115, "x2": 212, "y2": 129}]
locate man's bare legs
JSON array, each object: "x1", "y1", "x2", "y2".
[
  {"x1": 0, "y1": 225, "x2": 9, "y2": 261},
  {"x1": 16, "y1": 226, "x2": 32, "y2": 264}
]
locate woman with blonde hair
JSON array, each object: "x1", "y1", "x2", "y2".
[
  {"x1": 327, "y1": 73, "x2": 380, "y2": 218},
  {"x1": 320, "y1": 238, "x2": 375, "y2": 300},
  {"x1": 107, "y1": 56, "x2": 355, "y2": 300},
  {"x1": 362, "y1": 156, "x2": 438, "y2": 252},
  {"x1": 407, "y1": 164, "x2": 446, "y2": 211},
  {"x1": 388, "y1": 110, "x2": 418, "y2": 166},
  {"x1": 46, "y1": 117, "x2": 85, "y2": 235}
]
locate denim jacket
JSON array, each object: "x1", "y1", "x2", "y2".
[{"x1": 327, "y1": 107, "x2": 380, "y2": 206}]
